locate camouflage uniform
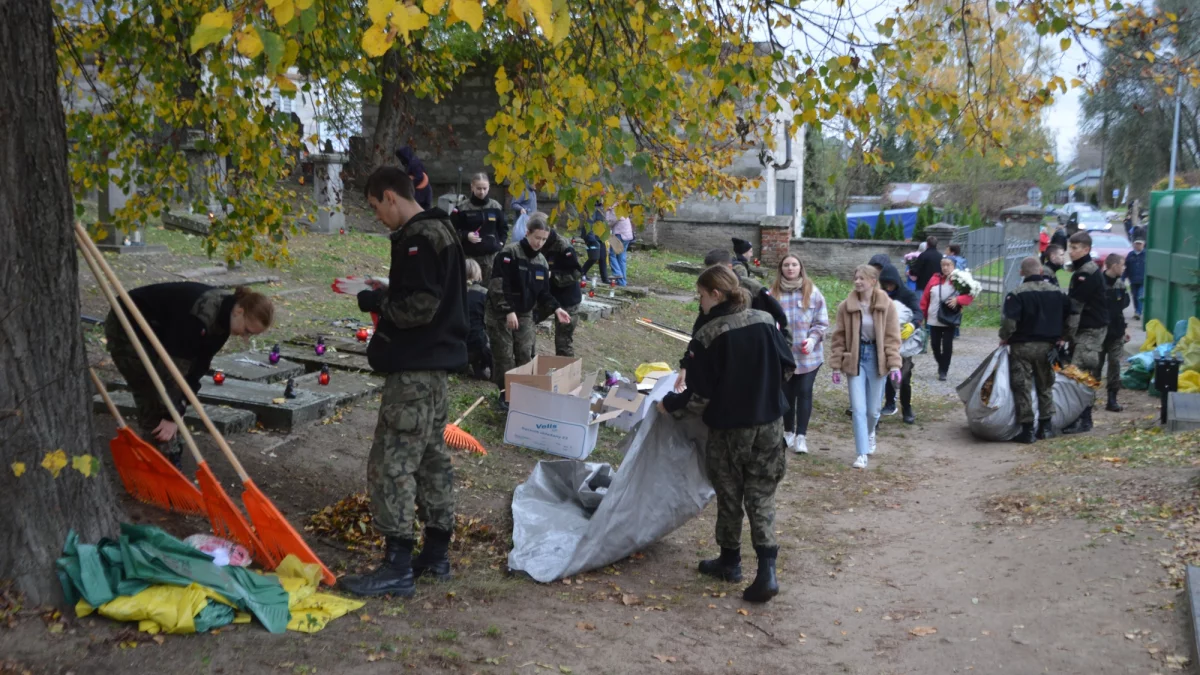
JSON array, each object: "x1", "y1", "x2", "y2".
[
  {"x1": 105, "y1": 317, "x2": 190, "y2": 463},
  {"x1": 1008, "y1": 342, "x2": 1056, "y2": 424},
  {"x1": 1000, "y1": 275, "x2": 1068, "y2": 426},
  {"x1": 485, "y1": 240, "x2": 558, "y2": 390},
  {"x1": 536, "y1": 231, "x2": 583, "y2": 357},
  {"x1": 486, "y1": 310, "x2": 536, "y2": 386},
  {"x1": 367, "y1": 371, "x2": 454, "y2": 537},
  {"x1": 707, "y1": 420, "x2": 787, "y2": 550},
  {"x1": 1064, "y1": 259, "x2": 1109, "y2": 398},
  {"x1": 1071, "y1": 327, "x2": 1107, "y2": 381}
]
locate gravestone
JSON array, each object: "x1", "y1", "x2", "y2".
[
  {"x1": 307, "y1": 152, "x2": 348, "y2": 234},
  {"x1": 275, "y1": 344, "x2": 372, "y2": 372},
  {"x1": 93, "y1": 390, "x2": 257, "y2": 435},
  {"x1": 209, "y1": 351, "x2": 304, "y2": 383},
  {"x1": 294, "y1": 370, "x2": 381, "y2": 405},
  {"x1": 1167, "y1": 392, "x2": 1200, "y2": 433},
  {"x1": 192, "y1": 375, "x2": 343, "y2": 430},
  {"x1": 93, "y1": 163, "x2": 168, "y2": 255}
]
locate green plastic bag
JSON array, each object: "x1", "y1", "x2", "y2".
[{"x1": 1121, "y1": 362, "x2": 1152, "y2": 391}]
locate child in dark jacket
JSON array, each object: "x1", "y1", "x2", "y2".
[{"x1": 465, "y1": 259, "x2": 492, "y2": 380}]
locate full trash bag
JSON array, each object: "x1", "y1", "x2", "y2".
[
  {"x1": 1142, "y1": 319, "x2": 1174, "y2": 352},
  {"x1": 957, "y1": 346, "x2": 1094, "y2": 441},
  {"x1": 1122, "y1": 360, "x2": 1153, "y2": 390},
  {"x1": 508, "y1": 410, "x2": 713, "y2": 583}
]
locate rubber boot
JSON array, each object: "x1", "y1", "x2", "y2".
[
  {"x1": 742, "y1": 546, "x2": 779, "y2": 603},
  {"x1": 412, "y1": 527, "x2": 453, "y2": 582},
  {"x1": 1105, "y1": 390, "x2": 1123, "y2": 412},
  {"x1": 494, "y1": 390, "x2": 509, "y2": 414},
  {"x1": 902, "y1": 405, "x2": 915, "y2": 425},
  {"x1": 1062, "y1": 406, "x2": 1093, "y2": 435},
  {"x1": 1013, "y1": 422, "x2": 1036, "y2": 444},
  {"x1": 1035, "y1": 418, "x2": 1056, "y2": 440},
  {"x1": 340, "y1": 536, "x2": 416, "y2": 597},
  {"x1": 698, "y1": 547, "x2": 742, "y2": 582}
]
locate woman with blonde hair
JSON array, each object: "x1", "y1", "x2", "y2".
[
  {"x1": 828, "y1": 265, "x2": 902, "y2": 469},
  {"x1": 771, "y1": 253, "x2": 829, "y2": 455}
]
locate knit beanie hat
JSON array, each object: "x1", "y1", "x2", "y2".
[{"x1": 731, "y1": 238, "x2": 752, "y2": 255}]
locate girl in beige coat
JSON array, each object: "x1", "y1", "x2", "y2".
[{"x1": 828, "y1": 265, "x2": 903, "y2": 468}]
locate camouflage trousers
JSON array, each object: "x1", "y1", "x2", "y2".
[
  {"x1": 485, "y1": 310, "x2": 535, "y2": 390},
  {"x1": 535, "y1": 303, "x2": 578, "y2": 357},
  {"x1": 472, "y1": 254, "x2": 495, "y2": 288},
  {"x1": 1101, "y1": 335, "x2": 1124, "y2": 393},
  {"x1": 1071, "y1": 327, "x2": 1107, "y2": 404},
  {"x1": 104, "y1": 313, "x2": 187, "y2": 463},
  {"x1": 367, "y1": 370, "x2": 455, "y2": 538},
  {"x1": 706, "y1": 419, "x2": 786, "y2": 550},
  {"x1": 1009, "y1": 341, "x2": 1056, "y2": 424}
]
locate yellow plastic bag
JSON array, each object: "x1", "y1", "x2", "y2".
[
  {"x1": 1177, "y1": 317, "x2": 1200, "y2": 349},
  {"x1": 1179, "y1": 343, "x2": 1200, "y2": 376},
  {"x1": 78, "y1": 584, "x2": 212, "y2": 634},
  {"x1": 634, "y1": 362, "x2": 673, "y2": 383},
  {"x1": 1141, "y1": 319, "x2": 1174, "y2": 352},
  {"x1": 1179, "y1": 370, "x2": 1200, "y2": 394},
  {"x1": 900, "y1": 322, "x2": 915, "y2": 340},
  {"x1": 271, "y1": 554, "x2": 365, "y2": 634}
]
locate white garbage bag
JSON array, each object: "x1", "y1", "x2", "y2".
[
  {"x1": 957, "y1": 346, "x2": 1094, "y2": 441},
  {"x1": 507, "y1": 410, "x2": 713, "y2": 582}
]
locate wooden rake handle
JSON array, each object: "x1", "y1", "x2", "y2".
[
  {"x1": 88, "y1": 367, "x2": 128, "y2": 429},
  {"x1": 75, "y1": 223, "x2": 251, "y2": 481},
  {"x1": 76, "y1": 233, "x2": 207, "y2": 466},
  {"x1": 451, "y1": 396, "x2": 487, "y2": 427}
]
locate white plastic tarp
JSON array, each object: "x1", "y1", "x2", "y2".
[
  {"x1": 957, "y1": 346, "x2": 1093, "y2": 441},
  {"x1": 507, "y1": 410, "x2": 713, "y2": 582}
]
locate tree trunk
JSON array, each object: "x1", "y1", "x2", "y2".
[
  {"x1": 370, "y1": 49, "x2": 410, "y2": 171},
  {"x1": 0, "y1": 0, "x2": 121, "y2": 604}
]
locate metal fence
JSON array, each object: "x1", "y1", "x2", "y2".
[{"x1": 951, "y1": 226, "x2": 1037, "y2": 308}]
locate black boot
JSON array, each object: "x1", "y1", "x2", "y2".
[
  {"x1": 412, "y1": 527, "x2": 453, "y2": 582},
  {"x1": 340, "y1": 536, "x2": 416, "y2": 597},
  {"x1": 902, "y1": 406, "x2": 915, "y2": 425},
  {"x1": 1035, "y1": 418, "x2": 1055, "y2": 440},
  {"x1": 1062, "y1": 406, "x2": 1093, "y2": 435},
  {"x1": 698, "y1": 547, "x2": 742, "y2": 582},
  {"x1": 742, "y1": 546, "x2": 779, "y2": 603},
  {"x1": 881, "y1": 401, "x2": 897, "y2": 416},
  {"x1": 1013, "y1": 422, "x2": 1036, "y2": 444},
  {"x1": 1105, "y1": 390, "x2": 1123, "y2": 412},
  {"x1": 493, "y1": 390, "x2": 509, "y2": 413}
]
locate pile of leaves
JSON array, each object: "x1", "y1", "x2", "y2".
[
  {"x1": 306, "y1": 493, "x2": 383, "y2": 551},
  {"x1": 1053, "y1": 363, "x2": 1101, "y2": 389},
  {"x1": 980, "y1": 373, "x2": 996, "y2": 406}
]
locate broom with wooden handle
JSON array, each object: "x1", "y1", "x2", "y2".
[
  {"x1": 88, "y1": 367, "x2": 206, "y2": 514},
  {"x1": 77, "y1": 224, "x2": 335, "y2": 583},
  {"x1": 77, "y1": 234, "x2": 273, "y2": 566},
  {"x1": 443, "y1": 395, "x2": 487, "y2": 455}
]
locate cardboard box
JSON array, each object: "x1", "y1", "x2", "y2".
[
  {"x1": 503, "y1": 356, "x2": 583, "y2": 402},
  {"x1": 504, "y1": 370, "x2": 623, "y2": 460},
  {"x1": 604, "y1": 371, "x2": 678, "y2": 432}
]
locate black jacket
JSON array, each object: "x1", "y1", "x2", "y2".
[
  {"x1": 662, "y1": 303, "x2": 795, "y2": 429},
  {"x1": 878, "y1": 262, "x2": 923, "y2": 326},
  {"x1": 466, "y1": 283, "x2": 488, "y2": 353},
  {"x1": 1066, "y1": 256, "x2": 1109, "y2": 336},
  {"x1": 358, "y1": 209, "x2": 468, "y2": 372},
  {"x1": 452, "y1": 197, "x2": 508, "y2": 257},
  {"x1": 734, "y1": 267, "x2": 791, "y2": 344},
  {"x1": 1104, "y1": 274, "x2": 1130, "y2": 340},
  {"x1": 542, "y1": 231, "x2": 583, "y2": 308},
  {"x1": 911, "y1": 247, "x2": 943, "y2": 295},
  {"x1": 1041, "y1": 261, "x2": 1062, "y2": 286},
  {"x1": 1050, "y1": 228, "x2": 1068, "y2": 251},
  {"x1": 999, "y1": 275, "x2": 1067, "y2": 344},
  {"x1": 487, "y1": 240, "x2": 558, "y2": 316},
  {"x1": 123, "y1": 282, "x2": 237, "y2": 411}
]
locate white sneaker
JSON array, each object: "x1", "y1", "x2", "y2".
[
  {"x1": 868, "y1": 433, "x2": 877, "y2": 455},
  {"x1": 794, "y1": 435, "x2": 808, "y2": 454},
  {"x1": 784, "y1": 432, "x2": 795, "y2": 449},
  {"x1": 852, "y1": 455, "x2": 868, "y2": 469}
]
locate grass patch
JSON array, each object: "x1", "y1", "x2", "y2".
[
  {"x1": 625, "y1": 248, "x2": 704, "y2": 292},
  {"x1": 1024, "y1": 426, "x2": 1200, "y2": 473},
  {"x1": 434, "y1": 629, "x2": 459, "y2": 643}
]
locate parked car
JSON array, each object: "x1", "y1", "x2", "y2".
[
  {"x1": 1073, "y1": 210, "x2": 1112, "y2": 231},
  {"x1": 1057, "y1": 202, "x2": 1096, "y2": 227},
  {"x1": 1088, "y1": 231, "x2": 1133, "y2": 267}
]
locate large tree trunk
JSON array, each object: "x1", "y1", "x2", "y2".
[
  {"x1": 0, "y1": 0, "x2": 121, "y2": 604},
  {"x1": 370, "y1": 49, "x2": 410, "y2": 170}
]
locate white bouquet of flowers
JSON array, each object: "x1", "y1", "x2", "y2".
[{"x1": 949, "y1": 269, "x2": 982, "y2": 297}]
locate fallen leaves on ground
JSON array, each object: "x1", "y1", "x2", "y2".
[
  {"x1": 909, "y1": 626, "x2": 937, "y2": 637},
  {"x1": 621, "y1": 594, "x2": 641, "y2": 606},
  {"x1": 653, "y1": 654, "x2": 677, "y2": 663},
  {"x1": 576, "y1": 622, "x2": 595, "y2": 631}
]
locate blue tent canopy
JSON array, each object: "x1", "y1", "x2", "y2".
[{"x1": 845, "y1": 208, "x2": 920, "y2": 240}]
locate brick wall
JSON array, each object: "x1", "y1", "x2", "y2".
[
  {"x1": 759, "y1": 216, "x2": 792, "y2": 268},
  {"x1": 784, "y1": 239, "x2": 918, "y2": 279},
  {"x1": 653, "y1": 218, "x2": 761, "y2": 258}
]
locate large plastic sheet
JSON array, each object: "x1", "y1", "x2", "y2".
[
  {"x1": 957, "y1": 346, "x2": 1094, "y2": 441},
  {"x1": 508, "y1": 410, "x2": 713, "y2": 583}
]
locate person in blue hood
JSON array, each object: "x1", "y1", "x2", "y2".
[{"x1": 870, "y1": 255, "x2": 922, "y2": 424}]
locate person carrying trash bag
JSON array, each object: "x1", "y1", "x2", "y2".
[
  {"x1": 999, "y1": 257, "x2": 1069, "y2": 443},
  {"x1": 657, "y1": 265, "x2": 795, "y2": 603},
  {"x1": 1061, "y1": 231, "x2": 1109, "y2": 435}
]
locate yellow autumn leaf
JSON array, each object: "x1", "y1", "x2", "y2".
[
  {"x1": 450, "y1": 0, "x2": 483, "y2": 30},
  {"x1": 283, "y1": 39, "x2": 300, "y2": 67},
  {"x1": 275, "y1": 74, "x2": 298, "y2": 92},
  {"x1": 1042, "y1": 152, "x2": 1054, "y2": 163},
  {"x1": 72, "y1": 454, "x2": 99, "y2": 478},
  {"x1": 189, "y1": 8, "x2": 234, "y2": 53},
  {"x1": 236, "y1": 27, "x2": 264, "y2": 58},
  {"x1": 605, "y1": 116, "x2": 621, "y2": 129},
  {"x1": 41, "y1": 449, "x2": 67, "y2": 479},
  {"x1": 368, "y1": 0, "x2": 393, "y2": 25},
  {"x1": 495, "y1": 65, "x2": 514, "y2": 95},
  {"x1": 551, "y1": 6, "x2": 569, "y2": 44},
  {"x1": 390, "y1": 2, "x2": 429, "y2": 39},
  {"x1": 527, "y1": 0, "x2": 552, "y2": 37},
  {"x1": 505, "y1": 0, "x2": 526, "y2": 26},
  {"x1": 273, "y1": 0, "x2": 295, "y2": 26},
  {"x1": 423, "y1": 0, "x2": 446, "y2": 15},
  {"x1": 361, "y1": 23, "x2": 394, "y2": 56},
  {"x1": 294, "y1": 0, "x2": 313, "y2": 8},
  {"x1": 11, "y1": 462, "x2": 26, "y2": 477}
]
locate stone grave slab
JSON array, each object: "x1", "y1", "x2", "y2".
[
  {"x1": 576, "y1": 300, "x2": 614, "y2": 321},
  {"x1": 666, "y1": 261, "x2": 703, "y2": 275},
  {"x1": 199, "y1": 275, "x2": 281, "y2": 288},
  {"x1": 294, "y1": 370, "x2": 381, "y2": 405},
  {"x1": 163, "y1": 210, "x2": 211, "y2": 235},
  {"x1": 174, "y1": 266, "x2": 228, "y2": 279},
  {"x1": 289, "y1": 334, "x2": 369, "y2": 356},
  {"x1": 193, "y1": 376, "x2": 342, "y2": 431},
  {"x1": 93, "y1": 390, "x2": 256, "y2": 435},
  {"x1": 275, "y1": 344, "x2": 372, "y2": 372},
  {"x1": 1168, "y1": 392, "x2": 1200, "y2": 434},
  {"x1": 614, "y1": 285, "x2": 651, "y2": 298},
  {"x1": 210, "y1": 351, "x2": 304, "y2": 383}
]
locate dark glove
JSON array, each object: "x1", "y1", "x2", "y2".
[{"x1": 357, "y1": 289, "x2": 382, "y2": 313}]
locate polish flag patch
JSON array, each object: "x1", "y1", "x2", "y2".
[
  {"x1": 408, "y1": 246, "x2": 419, "y2": 256},
  {"x1": 503, "y1": 257, "x2": 511, "y2": 263}
]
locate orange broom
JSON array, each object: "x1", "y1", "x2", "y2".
[
  {"x1": 77, "y1": 223, "x2": 333, "y2": 584},
  {"x1": 76, "y1": 233, "x2": 275, "y2": 568},
  {"x1": 444, "y1": 396, "x2": 487, "y2": 455},
  {"x1": 88, "y1": 368, "x2": 205, "y2": 515}
]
